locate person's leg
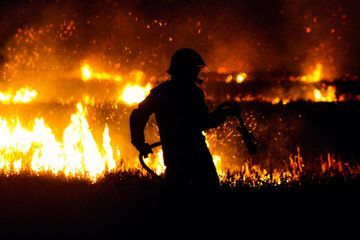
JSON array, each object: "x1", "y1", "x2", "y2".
[
  {"x1": 165, "y1": 165, "x2": 192, "y2": 192},
  {"x1": 191, "y1": 156, "x2": 220, "y2": 194}
]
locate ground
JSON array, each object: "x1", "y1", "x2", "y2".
[{"x1": 0, "y1": 173, "x2": 358, "y2": 239}]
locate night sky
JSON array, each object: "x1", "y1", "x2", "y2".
[{"x1": 0, "y1": 0, "x2": 359, "y2": 76}]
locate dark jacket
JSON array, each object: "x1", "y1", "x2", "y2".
[{"x1": 130, "y1": 79, "x2": 225, "y2": 167}]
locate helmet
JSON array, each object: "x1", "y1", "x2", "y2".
[{"x1": 167, "y1": 48, "x2": 206, "y2": 76}]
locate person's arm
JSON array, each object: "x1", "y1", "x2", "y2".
[
  {"x1": 197, "y1": 91, "x2": 227, "y2": 130},
  {"x1": 130, "y1": 91, "x2": 156, "y2": 155},
  {"x1": 197, "y1": 90, "x2": 241, "y2": 130},
  {"x1": 201, "y1": 105, "x2": 227, "y2": 130}
]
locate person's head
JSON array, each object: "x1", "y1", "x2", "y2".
[{"x1": 167, "y1": 48, "x2": 206, "y2": 82}]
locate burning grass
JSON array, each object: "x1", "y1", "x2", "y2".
[
  {"x1": 0, "y1": 101, "x2": 359, "y2": 188},
  {"x1": 0, "y1": 32, "x2": 359, "y2": 192}
]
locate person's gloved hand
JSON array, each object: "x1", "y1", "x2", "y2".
[
  {"x1": 138, "y1": 143, "x2": 153, "y2": 158},
  {"x1": 214, "y1": 102, "x2": 241, "y2": 117}
]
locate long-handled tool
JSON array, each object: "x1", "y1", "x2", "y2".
[
  {"x1": 235, "y1": 111, "x2": 259, "y2": 155},
  {"x1": 139, "y1": 102, "x2": 259, "y2": 178},
  {"x1": 138, "y1": 141, "x2": 163, "y2": 180},
  {"x1": 216, "y1": 102, "x2": 259, "y2": 155}
]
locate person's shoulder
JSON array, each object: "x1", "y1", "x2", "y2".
[{"x1": 150, "y1": 80, "x2": 172, "y2": 94}]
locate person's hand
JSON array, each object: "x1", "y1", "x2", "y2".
[
  {"x1": 215, "y1": 102, "x2": 241, "y2": 117},
  {"x1": 138, "y1": 143, "x2": 153, "y2": 158}
]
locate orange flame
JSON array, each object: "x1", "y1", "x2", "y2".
[
  {"x1": 0, "y1": 103, "x2": 116, "y2": 182},
  {"x1": 236, "y1": 73, "x2": 247, "y2": 83},
  {"x1": 301, "y1": 63, "x2": 323, "y2": 83},
  {"x1": 120, "y1": 84, "x2": 152, "y2": 106},
  {"x1": 0, "y1": 87, "x2": 38, "y2": 104},
  {"x1": 81, "y1": 63, "x2": 122, "y2": 82},
  {"x1": 313, "y1": 86, "x2": 336, "y2": 102}
]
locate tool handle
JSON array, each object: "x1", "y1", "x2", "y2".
[
  {"x1": 236, "y1": 126, "x2": 258, "y2": 155},
  {"x1": 236, "y1": 113, "x2": 258, "y2": 155},
  {"x1": 139, "y1": 141, "x2": 163, "y2": 181},
  {"x1": 149, "y1": 141, "x2": 162, "y2": 149}
]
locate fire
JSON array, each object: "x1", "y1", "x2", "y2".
[
  {"x1": 0, "y1": 103, "x2": 117, "y2": 182},
  {"x1": 80, "y1": 64, "x2": 152, "y2": 105},
  {"x1": 208, "y1": 144, "x2": 359, "y2": 186},
  {"x1": 143, "y1": 149, "x2": 166, "y2": 175},
  {"x1": 236, "y1": 73, "x2": 247, "y2": 83},
  {"x1": 120, "y1": 84, "x2": 152, "y2": 106},
  {"x1": 138, "y1": 135, "x2": 306, "y2": 185},
  {"x1": 0, "y1": 87, "x2": 38, "y2": 104},
  {"x1": 301, "y1": 63, "x2": 323, "y2": 83},
  {"x1": 133, "y1": 135, "x2": 359, "y2": 186},
  {"x1": 212, "y1": 154, "x2": 225, "y2": 177},
  {"x1": 313, "y1": 86, "x2": 336, "y2": 102},
  {"x1": 267, "y1": 84, "x2": 337, "y2": 104},
  {"x1": 206, "y1": 139, "x2": 300, "y2": 185},
  {"x1": 225, "y1": 75, "x2": 233, "y2": 83},
  {"x1": 224, "y1": 72, "x2": 247, "y2": 83},
  {"x1": 81, "y1": 63, "x2": 122, "y2": 82},
  {"x1": 271, "y1": 97, "x2": 289, "y2": 105},
  {"x1": 0, "y1": 101, "x2": 357, "y2": 185},
  {"x1": 81, "y1": 64, "x2": 92, "y2": 81},
  {"x1": 82, "y1": 95, "x2": 95, "y2": 106},
  {"x1": 0, "y1": 9, "x2": 357, "y2": 190}
]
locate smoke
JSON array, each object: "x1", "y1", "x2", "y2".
[{"x1": 0, "y1": 0, "x2": 359, "y2": 83}]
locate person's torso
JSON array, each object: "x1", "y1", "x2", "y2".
[{"x1": 151, "y1": 80, "x2": 209, "y2": 160}]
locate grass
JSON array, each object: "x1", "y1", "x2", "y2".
[{"x1": 0, "y1": 171, "x2": 358, "y2": 239}]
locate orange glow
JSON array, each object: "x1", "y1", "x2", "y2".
[
  {"x1": 313, "y1": 86, "x2": 336, "y2": 102},
  {"x1": 82, "y1": 95, "x2": 95, "y2": 106},
  {"x1": 206, "y1": 137, "x2": 305, "y2": 186},
  {"x1": 0, "y1": 18, "x2": 358, "y2": 188},
  {"x1": 0, "y1": 103, "x2": 117, "y2": 182},
  {"x1": 271, "y1": 97, "x2": 289, "y2": 105},
  {"x1": 143, "y1": 149, "x2": 166, "y2": 175},
  {"x1": 225, "y1": 75, "x2": 233, "y2": 83},
  {"x1": 224, "y1": 72, "x2": 247, "y2": 84},
  {"x1": 120, "y1": 84, "x2": 152, "y2": 106},
  {"x1": 236, "y1": 73, "x2": 247, "y2": 83},
  {"x1": 0, "y1": 87, "x2": 38, "y2": 104},
  {"x1": 0, "y1": 105, "x2": 358, "y2": 185},
  {"x1": 81, "y1": 64, "x2": 92, "y2": 81},
  {"x1": 81, "y1": 63, "x2": 122, "y2": 82},
  {"x1": 216, "y1": 67, "x2": 228, "y2": 74},
  {"x1": 205, "y1": 140, "x2": 358, "y2": 186},
  {"x1": 301, "y1": 63, "x2": 323, "y2": 83}
]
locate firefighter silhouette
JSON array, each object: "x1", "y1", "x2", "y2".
[{"x1": 130, "y1": 48, "x2": 237, "y2": 191}]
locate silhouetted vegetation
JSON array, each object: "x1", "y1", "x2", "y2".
[{"x1": 0, "y1": 172, "x2": 358, "y2": 239}]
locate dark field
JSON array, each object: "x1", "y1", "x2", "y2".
[
  {"x1": 233, "y1": 101, "x2": 360, "y2": 162},
  {"x1": 0, "y1": 173, "x2": 358, "y2": 239}
]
